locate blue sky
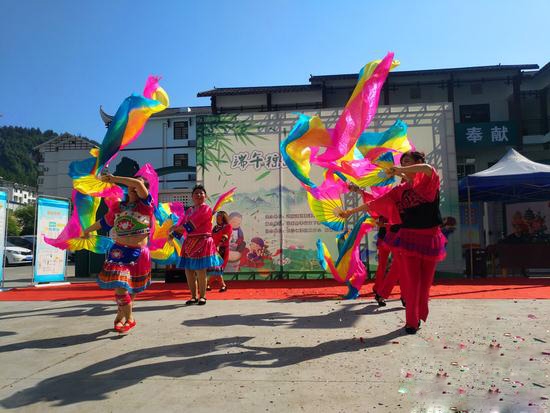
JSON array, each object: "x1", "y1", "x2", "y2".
[{"x1": 1, "y1": 0, "x2": 548, "y2": 141}]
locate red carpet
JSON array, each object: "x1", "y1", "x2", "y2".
[{"x1": 0, "y1": 278, "x2": 549, "y2": 301}]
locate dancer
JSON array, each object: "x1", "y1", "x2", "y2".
[
  {"x1": 348, "y1": 184, "x2": 400, "y2": 307},
  {"x1": 340, "y1": 151, "x2": 446, "y2": 334},
  {"x1": 207, "y1": 211, "x2": 232, "y2": 292},
  {"x1": 173, "y1": 185, "x2": 222, "y2": 305},
  {"x1": 372, "y1": 217, "x2": 391, "y2": 306},
  {"x1": 372, "y1": 223, "x2": 404, "y2": 307},
  {"x1": 82, "y1": 174, "x2": 153, "y2": 333}
]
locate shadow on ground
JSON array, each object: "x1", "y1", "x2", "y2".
[{"x1": 0, "y1": 327, "x2": 404, "y2": 409}]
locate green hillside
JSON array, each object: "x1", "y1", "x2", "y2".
[{"x1": 0, "y1": 126, "x2": 96, "y2": 187}]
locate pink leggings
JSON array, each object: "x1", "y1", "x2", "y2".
[
  {"x1": 399, "y1": 255, "x2": 438, "y2": 328},
  {"x1": 373, "y1": 244, "x2": 390, "y2": 294},
  {"x1": 376, "y1": 249, "x2": 403, "y2": 299}
]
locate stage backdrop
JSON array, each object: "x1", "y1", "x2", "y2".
[{"x1": 198, "y1": 103, "x2": 462, "y2": 276}]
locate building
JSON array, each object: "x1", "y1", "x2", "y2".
[
  {"x1": 34, "y1": 135, "x2": 99, "y2": 199},
  {"x1": 197, "y1": 63, "x2": 549, "y2": 178},
  {"x1": 0, "y1": 179, "x2": 36, "y2": 210},
  {"x1": 193, "y1": 60, "x2": 550, "y2": 263}
]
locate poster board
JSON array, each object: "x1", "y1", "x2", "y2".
[
  {"x1": 33, "y1": 196, "x2": 70, "y2": 284},
  {"x1": 0, "y1": 189, "x2": 7, "y2": 288}
]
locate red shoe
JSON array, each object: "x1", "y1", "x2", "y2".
[
  {"x1": 121, "y1": 319, "x2": 137, "y2": 333},
  {"x1": 114, "y1": 320, "x2": 125, "y2": 333}
]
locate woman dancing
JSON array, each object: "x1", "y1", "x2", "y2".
[
  {"x1": 207, "y1": 211, "x2": 232, "y2": 292},
  {"x1": 82, "y1": 174, "x2": 153, "y2": 333},
  {"x1": 173, "y1": 185, "x2": 222, "y2": 305},
  {"x1": 340, "y1": 151, "x2": 446, "y2": 334}
]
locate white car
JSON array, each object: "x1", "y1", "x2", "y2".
[{"x1": 4, "y1": 241, "x2": 33, "y2": 266}]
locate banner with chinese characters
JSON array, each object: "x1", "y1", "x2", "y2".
[
  {"x1": 33, "y1": 197, "x2": 69, "y2": 283},
  {"x1": 0, "y1": 189, "x2": 7, "y2": 286},
  {"x1": 455, "y1": 121, "x2": 518, "y2": 148},
  {"x1": 198, "y1": 104, "x2": 463, "y2": 276},
  {"x1": 197, "y1": 112, "x2": 336, "y2": 276}
]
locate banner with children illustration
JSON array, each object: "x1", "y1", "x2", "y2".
[
  {"x1": 198, "y1": 104, "x2": 462, "y2": 276},
  {"x1": 505, "y1": 201, "x2": 550, "y2": 243},
  {"x1": 197, "y1": 112, "x2": 335, "y2": 276}
]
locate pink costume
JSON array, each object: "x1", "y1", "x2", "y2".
[
  {"x1": 372, "y1": 220, "x2": 408, "y2": 300},
  {"x1": 359, "y1": 191, "x2": 400, "y2": 298},
  {"x1": 369, "y1": 166, "x2": 446, "y2": 329},
  {"x1": 98, "y1": 194, "x2": 153, "y2": 293},
  {"x1": 178, "y1": 203, "x2": 223, "y2": 270},
  {"x1": 207, "y1": 223, "x2": 233, "y2": 276}
]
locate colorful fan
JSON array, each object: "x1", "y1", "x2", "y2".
[
  {"x1": 303, "y1": 172, "x2": 348, "y2": 231},
  {"x1": 67, "y1": 235, "x2": 115, "y2": 254}
]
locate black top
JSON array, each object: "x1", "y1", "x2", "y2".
[{"x1": 399, "y1": 190, "x2": 443, "y2": 229}]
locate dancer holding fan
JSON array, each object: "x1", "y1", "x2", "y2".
[
  {"x1": 82, "y1": 174, "x2": 153, "y2": 333},
  {"x1": 339, "y1": 151, "x2": 446, "y2": 334}
]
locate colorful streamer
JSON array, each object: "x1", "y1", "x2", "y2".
[
  {"x1": 46, "y1": 77, "x2": 169, "y2": 254},
  {"x1": 317, "y1": 214, "x2": 375, "y2": 299},
  {"x1": 212, "y1": 187, "x2": 237, "y2": 214}
]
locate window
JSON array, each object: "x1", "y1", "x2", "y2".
[
  {"x1": 174, "y1": 154, "x2": 189, "y2": 167},
  {"x1": 174, "y1": 121, "x2": 189, "y2": 140},
  {"x1": 460, "y1": 104, "x2": 490, "y2": 123},
  {"x1": 410, "y1": 87, "x2": 421, "y2": 99}
]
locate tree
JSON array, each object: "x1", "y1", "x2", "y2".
[
  {"x1": 7, "y1": 210, "x2": 21, "y2": 236},
  {"x1": 14, "y1": 204, "x2": 35, "y2": 236}
]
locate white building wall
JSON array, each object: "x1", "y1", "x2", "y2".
[
  {"x1": 116, "y1": 115, "x2": 197, "y2": 190},
  {"x1": 39, "y1": 148, "x2": 95, "y2": 199}
]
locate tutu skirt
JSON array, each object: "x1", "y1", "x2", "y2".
[
  {"x1": 98, "y1": 243, "x2": 151, "y2": 293},
  {"x1": 392, "y1": 227, "x2": 447, "y2": 262},
  {"x1": 179, "y1": 235, "x2": 223, "y2": 270}
]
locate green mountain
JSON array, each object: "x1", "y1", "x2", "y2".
[{"x1": 0, "y1": 126, "x2": 97, "y2": 187}]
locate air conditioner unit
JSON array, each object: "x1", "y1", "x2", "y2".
[{"x1": 188, "y1": 140, "x2": 196, "y2": 147}]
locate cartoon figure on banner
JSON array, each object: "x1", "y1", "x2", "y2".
[
  {"x1": 242, "y1": 237, "x2": 271, "y2": 268},
  {"x1": 226, "y1": 211, "x2": 246, "y2": 272}
]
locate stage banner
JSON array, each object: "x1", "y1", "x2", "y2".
[
  {"x1": 0, "y1": 189, "x2": 7, "y2": 286},
  {"x1": 198, "y1": 104, "x2": 462, "y2": 276},
  {"x1": 33, "y1": 196, "x2": 70, "y2": 283},
  {"x1": 197, "y1": 112, "x2": 335, "y2": 276}
]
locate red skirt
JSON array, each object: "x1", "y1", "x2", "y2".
[{"x1": 393, "y1": 227, "x2": 447, "y2": 262}]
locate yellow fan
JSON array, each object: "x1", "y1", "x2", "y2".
[{"x1": 306, "y1": 190, "x2": 345, "y2": 232}]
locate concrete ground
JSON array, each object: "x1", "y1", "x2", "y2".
[{"x1": 0, "y1": 297, "x2": 549, "y2": 412}]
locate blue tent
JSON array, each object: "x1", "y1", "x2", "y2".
[{"x1": 459, "y1": 148, "x2": 550, "y2": 203}]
